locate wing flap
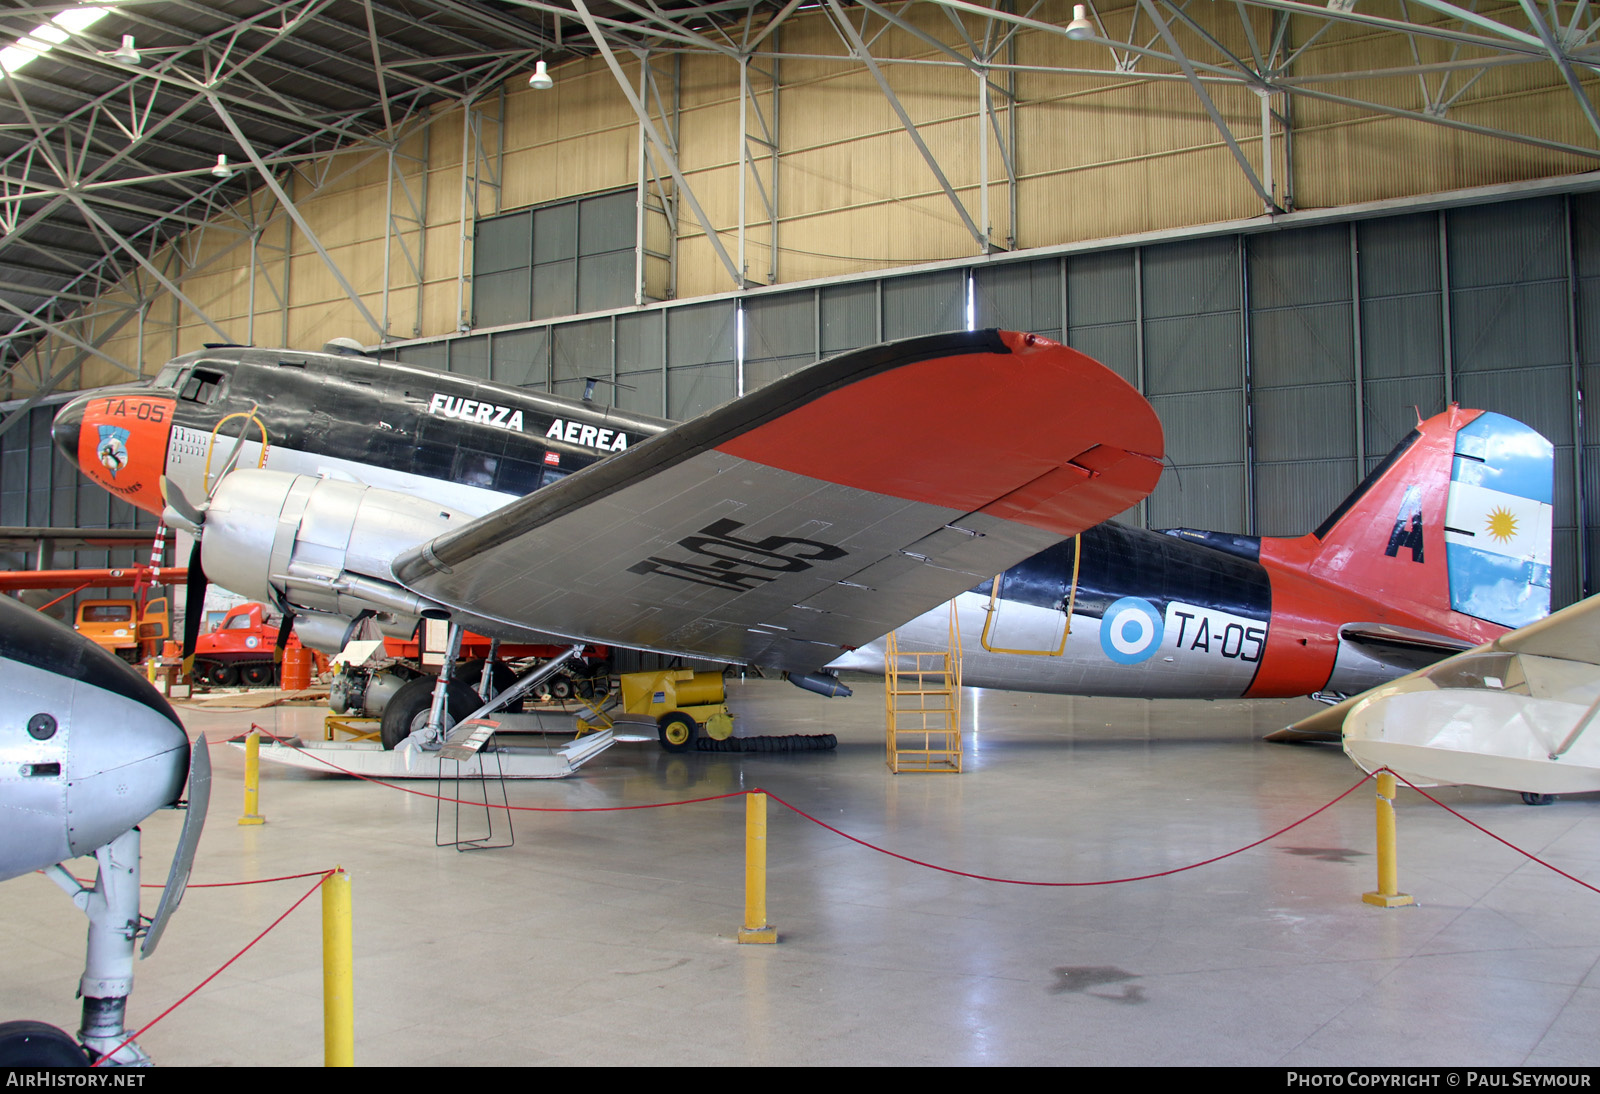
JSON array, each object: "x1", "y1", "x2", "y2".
[{"x1": 393, "y1": 330, "x2": 1163, "y2": 672}]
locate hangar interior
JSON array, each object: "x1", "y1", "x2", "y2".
[{"x1": 3, "y1": 0, "x2": 1600, "y2": 1068}]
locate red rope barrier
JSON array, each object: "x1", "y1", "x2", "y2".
[
  {"x1": 91, "y1": 870, "x2": 335, "y2": 1066},
  {"x1": 231, "y1": 728, "x2": 1599, "y2": 894},
  {"x1": 188, "y1": 870, "x2": 341, "y2": 888},
  {"x1": 761, "y1": 778, "x2": 1372, "y2": 886},
  {"x1": 1380, "y1": 767, "x2": 1600, "y2": 896}
]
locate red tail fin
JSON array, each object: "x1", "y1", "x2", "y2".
[{"x1": 1261, "y1": 405, "x2": 1553, "y2": 635}]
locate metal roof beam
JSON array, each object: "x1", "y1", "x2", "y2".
[
  {"x1": 827, "y1": 0, "x2": 989, "y2": 251},
  {"x1": 207, "y1": 93, "x2": 384, "y2": 337}
]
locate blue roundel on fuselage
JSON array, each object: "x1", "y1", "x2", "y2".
[{"x1": 1100, "y1": 596, "x2": 1164, "y2": 664}]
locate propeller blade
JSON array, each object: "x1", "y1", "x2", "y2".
[
  {"x1": 274, "y1": 609, "x2": 295, "y2": 665},
  {"x1": 160, "y1": 476, "x2": 207, "y2": 532},
  {"x1": 181, "y1": 539, "x2": 207, "y2": 678}
]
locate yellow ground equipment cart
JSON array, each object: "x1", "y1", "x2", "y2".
[{"x1": 607, "y1": 668, "x2": 734, "y2": 752}]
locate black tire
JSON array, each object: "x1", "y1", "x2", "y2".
[
  {"x1": 203, "y1": 661, "x2": 237, "y2": 687},
  {"x1": 460, "y1": 659, "x2": 523, "y2": 713},
  {"x1": 243, "y1": 662, "x2": 275, "y2": 687},
  {"x1": 379, "y1": 675, "x2": 478, "y2": 750},
  {"x1": 657, "y1": 711, "x2": 699, "y2": 753},
  {"x1": 1521, "y1": 792, "x2": 1556, "y2": 806},
  {"x1": 549, "y1": 676, "x2": 575, "y2": 701},
  {"x1": 0, "y1": 1021, "x2": 89, "y2": 1067}
]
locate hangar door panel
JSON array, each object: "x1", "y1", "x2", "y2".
[
  {"x1": 1248, "y1": 225, "x2": 1357, "y2": 537},
  {"x1": 1448, "y1": 198, "x2": 1577, "y2": 608},
  {"x1": 1356, "y1": 214, "x2": 1446, "y2": 469},
  {"x1": 744, "y1": 290, "x2": 817, "y2": 392},
  {"x1": 1141, "y1": 237, "x2": 1245, "y2": 533}
]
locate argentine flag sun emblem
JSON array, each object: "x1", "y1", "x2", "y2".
[{"x1": 1444, "y1": 413, "x2": 1553, "y2": 629}]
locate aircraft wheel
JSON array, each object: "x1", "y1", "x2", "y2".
[
  {"x1": 657, "y1": 711, "x2": 699, "y2": 753},
  {"x1": 0, "y1": 1020, "x2": 89, "y2": 1067},
  {"x1": 1521, "y1": 792, "x2": 1556, "y2": 806},
  {"x1": 379, "y1": 675, "x2": 478, "y2": 750},
  {"x1": 243, "y1": 663, "x2": 275, "y2": 687},
  {"x1": 203, "y1": 662, "x2": 237, "y2": 688},
  {"x1": 460, "y1": 660, "x2": 523, "y2": 713},
  {"x1": 549, "y1": 676, "x2": 575, "y2": 702}
]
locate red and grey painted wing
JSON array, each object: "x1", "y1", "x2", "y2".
[{"x1": 392, "y1": 330, "x2": 1164, "y2": 673}]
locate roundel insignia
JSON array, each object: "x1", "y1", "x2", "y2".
[
  {"x1": 246, "y1": 635, "x2": 260, "y2": 649},
  {"x1": 1099, "y1": 597, "x2": 1164, "y2": 664}
]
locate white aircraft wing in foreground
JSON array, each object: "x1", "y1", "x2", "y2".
[{"x1": 1324, "y1": 595, "x2": 1600, "y2": 799}]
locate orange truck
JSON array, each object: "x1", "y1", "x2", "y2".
[{"x1": 73, "y1": 596, "x2": 169, "y2": 663}]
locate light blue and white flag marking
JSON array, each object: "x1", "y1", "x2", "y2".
[{"x1": 1445, "y1": 412, "x2": 1553, "y2": 629}]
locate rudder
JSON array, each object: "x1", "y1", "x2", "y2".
[{"x1": 1295, "y1": 406, "x2": 1553, "y2": 629}]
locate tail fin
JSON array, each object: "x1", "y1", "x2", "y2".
[{"x1": 1275, "y1": 406, "x2": 1553, "y2": 630}]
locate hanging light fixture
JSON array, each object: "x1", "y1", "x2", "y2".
[
  {"x1": 210, "y1": 154, "x2": 233, "y2": 179},
  {"x1": 529, "y1": 59, "x2": 553, "y2": 90},
  {"x1": 1066, "y1": 4, "x2": 1095, "y2": 39},
  {"x1": 109, "y1": 34, "x2": 140, "y2": 65}
]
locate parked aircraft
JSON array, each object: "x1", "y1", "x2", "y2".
[
  {"x1": 51, "y1": 330, "x2": 1165, "y2": 747},
  {"x1": 0, "y1": 593, "x2": 209, "y2": 1066},
  {"x1": 49, "y1": 331, "x2": 1552, "y2": 750},
  {"x1": 831, "y1": 405, "x2": 1554, "y2": 702}
]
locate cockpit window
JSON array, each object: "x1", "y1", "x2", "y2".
[
  {"x1": 179, "y1": 367, "x2": 226, "y2": 404},
  {"x1": 152, "y1": 364, "x2": 183, "y2": 389}
]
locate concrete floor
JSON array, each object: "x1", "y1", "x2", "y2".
[{"x1": 8, "y1": 677, "x2": 1600, "y2": 1067}]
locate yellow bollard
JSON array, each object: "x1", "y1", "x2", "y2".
[
  {"x1": 322, "y1": 868, "x2": 354, "y2": 1067},
  {"x1": 1363, "y1": 770, "x2": 1414, "y2": 908},
  {"x1": 238, "y1": 728, "x2": 265, "y2": 826},
  {"x1": 738, "y1": 792, "x2": 778, "y2": 944}
]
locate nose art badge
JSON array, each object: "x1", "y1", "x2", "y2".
[{"x1": 97, "y1": 424, "x2": 131, "y2": 478}]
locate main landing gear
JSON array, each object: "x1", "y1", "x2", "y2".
[{"x1": 392, "y1": 626, "x2": 588, "y2": 753}]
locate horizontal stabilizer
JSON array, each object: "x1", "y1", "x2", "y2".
[{"x1": 1338, "y1": 622, "x2": 1475, "y2": 674}]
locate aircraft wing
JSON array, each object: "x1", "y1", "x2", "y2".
[
  {"x1": 393, "y1": 329, "x2": 1164, "y2": 673},
  {"x1": 1332, "y1": 595, "x2": 1600, "y2": 793},
  {"x1": 1494, "y1": 594, "x2": 1600, "y2": 664}
]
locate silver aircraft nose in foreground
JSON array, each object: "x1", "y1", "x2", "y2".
[{"x1": 0, "y1": 594, "x2": 209, "y2": 1067}]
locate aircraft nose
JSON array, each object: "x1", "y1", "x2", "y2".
[
  {"x1": 52, "y1": 394, "x2": 86, "y2": 469},
  {"x1": 64, "y1": 692, "x2": 189, "y2": 859},
  {"x1": 50, "y1": 386, "x2": 176, "y2": 517}
]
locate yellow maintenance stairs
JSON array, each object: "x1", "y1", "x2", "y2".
[{"x1": 883, "y1": 604, "x2": 963, "y2": 773}]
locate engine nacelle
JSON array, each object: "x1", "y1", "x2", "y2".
[{"x1": 202, "y1": 470, "x2": 469, "y2": 631}]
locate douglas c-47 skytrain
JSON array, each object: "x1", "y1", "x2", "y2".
[
  {"x1": 49, "y1": 330, "x2": 1554, "y2": 750},
  {"x1": 833, "y1": 404, "x2": 1554, "y2": 704}
]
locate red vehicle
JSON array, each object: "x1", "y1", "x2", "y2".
[
  {"x1": 326, "y1": 619, "x2": 610, "y2": 745},
  {"x1": 193, "y1": 602, "x2": 326, "y2": 687}
]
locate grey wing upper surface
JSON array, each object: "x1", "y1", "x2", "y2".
[{"x1": 393, "y1": 330, "x2": 1165, "y2": 673}]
